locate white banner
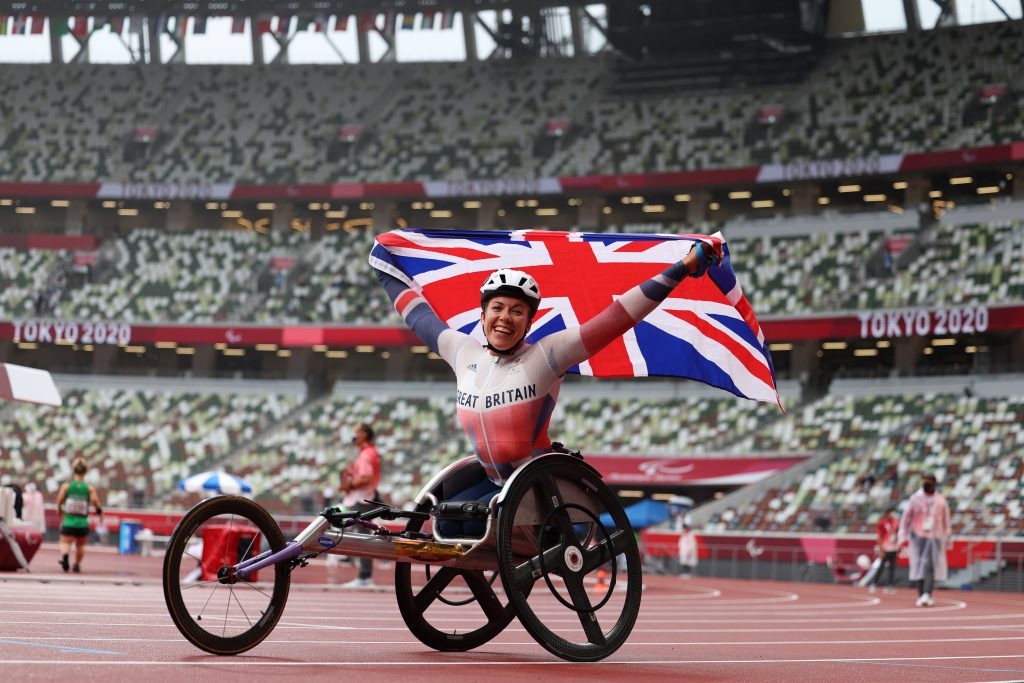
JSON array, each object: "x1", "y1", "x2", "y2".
[
  {"x1": 96, "y1": 182, "x2": 235, "y2": 200},
  {"x1": 756, "y1": 154, "x2": 903, "y2": 183},
  {"x1": 422, "y1": 177, "x2": 563, "y2": 198}
]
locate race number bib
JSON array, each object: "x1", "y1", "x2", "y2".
[
  {"x1": 65, "y1": 497, "x2": 88, "y2": 516},
  {"x1": 922, "y1": 515, "x2": 934, "y2": 533}
]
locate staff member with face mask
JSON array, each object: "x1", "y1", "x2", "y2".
[{"x1": 898, "y1": 473, "x2": 951, "y2": 607}]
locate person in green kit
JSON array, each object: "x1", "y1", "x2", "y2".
[{"x1": 55, "y1": 457, "x2": 103, "y2": 573}]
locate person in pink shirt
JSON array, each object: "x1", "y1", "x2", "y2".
[
  {"x1": 898, "y1": 473, "x2": 951, "y2": 607},
  {"x1": 340, "y1": 423, "x2": 382, "y2": 588},
  {"x1": 867, "y1": 507, "x2": 900, "y2": 593}
]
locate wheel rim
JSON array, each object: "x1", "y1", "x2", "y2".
[
  {"x1": 395, "y1": 503, "x2": 519, "y2": 651},
  {"x1": 163, "y1": 496, "x2": 289, "y2": 655},
  {"x1": 496, "y1": 457, "x2": 642, "y2": 662}
]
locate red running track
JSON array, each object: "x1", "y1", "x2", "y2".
[{"x1": 1, "y1": 543, "x2": 1023, "y2": 682}]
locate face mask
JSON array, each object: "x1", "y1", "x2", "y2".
[{"x1": 922, "y1": 483, "x2": 936, "y2": 494}]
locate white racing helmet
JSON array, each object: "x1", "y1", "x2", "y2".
[{"x1": 480, "y1": 268, "x2": 541, "y2": 316}]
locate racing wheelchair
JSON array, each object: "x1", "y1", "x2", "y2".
[{"x1": 162, "y1": 450, "x2": 642, "y2": 662}]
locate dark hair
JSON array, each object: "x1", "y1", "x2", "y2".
[
  {"x1": 358, "y1": 423, "x2": 374, "y2": 442},
  {"x1": 72, "y1": 457, "x2": 87, "y2": 475},
  {"x1": 922, "y1": 473, "x2": 937, "y2": 483}
]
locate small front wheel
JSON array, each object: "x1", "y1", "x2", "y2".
[{"x1": 162, "y1": 496, "x2": 290, "y2": 655}]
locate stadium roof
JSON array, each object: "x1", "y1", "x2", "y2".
[{"x1": 0, "y1": 1, "x2": 590, "y2": 14}]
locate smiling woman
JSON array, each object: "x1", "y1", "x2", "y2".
[{"x1": 479, "y1": 268, "x2": 541, "y2": 355}]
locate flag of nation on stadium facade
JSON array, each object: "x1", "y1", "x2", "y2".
[
  {"x1": 109, "y1": 16, "x2": 125, "y2": 34},
  {"x1": 0, "y1": 16, "x2": 8, "y2": 35},
  {"x1": 401, "y1": 13, "x2": 416, "y2": 30},
  {"x1": 358, "y1": 12, "x2": 376, "y2": 32},
  {"x1": 441, "y1": 11, "x2": 457, "y2": 29},
  {"x1": 420, "y1": 10, "x2": 436, "y2": 29},
  {"x1": 369, "y1": 229, "x2": 781, "y2": 406},
  {"x1": 10, "y1": 15, "x2": 26, "y2": 34},
  {"x1": 30, "y1": 14, "x2": 45, "y2": 34},
  {"x1": 230, "y1": 16, "x2": 246, "y2": 33},
  {"x1": 335, "y1": 14, "x2": 349, "y2": 31},
  {"x1": 192, "y1": 16, "x2": 207, "y2": 35},
  {"x1": 71, "y1": 16, "x2": 89, "y2": 38},
  {"x1": 255, "y1": 16, "x2": 273, "y2": 35}
]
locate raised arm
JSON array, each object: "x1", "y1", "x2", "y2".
[
  {"x1": 542, "y1": 242, "x2": 719, "y2": 374},
  {"x1": 374, "y1": 267, "x2": 466, "y2": 362}
]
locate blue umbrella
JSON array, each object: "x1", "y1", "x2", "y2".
[
  {"x1": 178, "y1": 470, "x2": 254, "y2": 495},
  {"x1": 599, "y1": 499, "x2": 669, "y2": 530}
]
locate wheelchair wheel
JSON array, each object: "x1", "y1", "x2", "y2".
[
  {"x1": 395, "y1": 502, "x2": 520, "y2": 651},
  {"x1": 163, "y1": 496, "x2": 290, "y2": 655},
  {"x1": 496, "y1": 455, "x2": 642, "y2": 662}
]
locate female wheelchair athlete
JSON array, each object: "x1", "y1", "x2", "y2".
[{"x1": 162, "y1": 450, "x2": 642, "y2": 662}]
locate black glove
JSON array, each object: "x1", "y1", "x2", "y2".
[{"x1": 95, "y1": 506, "x2": 103, "y2": 516}]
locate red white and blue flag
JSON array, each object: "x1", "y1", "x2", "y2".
[{"x1": 370, "y1": 229, "x2": 780, "y2": 405}]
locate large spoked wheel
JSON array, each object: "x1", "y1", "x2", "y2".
[
  {"x1": 395, "y1": 502, "x2": 520, "y2": 651},
  {"x1": 163, "y1": 496, "x2": 291, "y2": 655},
  {"x1": 496, "y1": 455, "x2": 642, "y2": 662}
]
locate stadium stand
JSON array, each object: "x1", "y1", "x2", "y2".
[
  {"x1": 0, "y1": 21, "x2": 1021, "y2": 182},
  {"x1": 705, "y1": 377, "x2": 1024, "y2": 537},
  {"x1": 0, "y1": 11, "x2": 1022, "y2": 565},
  {"x1": 56, "y1": 227, "x2": 305, "y2": 322},
  {"x1": 254, "y1": 228, "x2": 401, "y2": 325},
  {"x1": 847, "y1": 218, "x2": 1024, "y2": 311},
  {"x1": 0, "y1": 377, "x2": 301, "y2": 508},
  {"x1": 0, "y1": 247, "x2": 71, "y2": 318},
  {"x1": 2, "y1": 208, "x2": 1018, "y2": 325}
]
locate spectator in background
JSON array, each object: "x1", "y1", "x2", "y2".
[
  {"x1": 0, "y1": 474, "x2": 23, "y2": 520},
  {"x1": 868, "y1": 507, "x2": 900, "y2": 594},
  {"x1": 21, "y1": 482, "x2": 45, "y2": 533},
  {"x1": 56, "y1": 457, "x2": 104, "y2": 573},
  {"x1": 677, "y1": 522, "x2": 698, "y2": 578},
  {"x1": 898, "y1": 473, "x2": 951, "y2": 607},
  {"x1": 339, "y1": 423, "x2": 382, "y2": 589}
]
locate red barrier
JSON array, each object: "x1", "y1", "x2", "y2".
[
  {"x1": 200, "y1": 524, "x2": 261, "y2": 582},
  {"x1": 0, "y1": 527, "x2": 43, "y2": 570}
]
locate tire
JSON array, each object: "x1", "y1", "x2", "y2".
[
  {"x1": 395, "y1": 501, "x2": 518, "y2": 651},
  {"x1": 496, "y1": 455, "x2": 642, "y2": 662},
  {"x1": 162, "y1": 496, "x2": 290, "y2": 655}
]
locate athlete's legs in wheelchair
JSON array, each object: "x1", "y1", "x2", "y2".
[
  {"x1": 435, "y1": 478, "x2": 501, "y2": 537},
  {"x1": 436, "y1": 475, "x2": 591, "y2": 546}
]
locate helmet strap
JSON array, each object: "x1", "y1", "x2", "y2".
[{"x1": 483, "y1": 322, "x2": 531, "y2": 356}]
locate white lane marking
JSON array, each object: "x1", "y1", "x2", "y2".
[
  {"x1": 9, "y1": 635, "x2": 1024, "y2": 647},
  {"x1": 4, "y1": 654, "x2": 1024, "y2": 666}
]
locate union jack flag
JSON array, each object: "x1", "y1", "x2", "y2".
[{"x1": 370, "y1": 229, "x2": 780, "y2": 406}]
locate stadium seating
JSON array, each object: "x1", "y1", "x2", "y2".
[
  {"x1": 0, "y1": 386, "x2": 298, "y2": 508},
  {"x1": 2, "y1": 215, "x2": 1021, "y2": 324},
  {"x1": 56, "y1": 227, "x2": 305, "y2": 322},
  {"x1": 0, "y1": 247, "x2": 69, "y2": 318},
  {"x1": 705, "y1": 389, "x2": 1024, "y2": 537},
  {"x1": 254, "y1": 228, "x2": 401, "y2": 325},
  {"x1": 848, "y1": 219, "x2": 1024, "y2": 310},
  {"x1": 0, "y1": 21, "x2": 1021, "y2": 182},
  {"x1": 230, "y1": 392, "x2": 457, "y2": 512}
]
